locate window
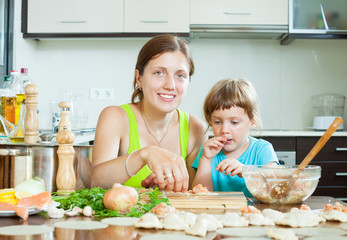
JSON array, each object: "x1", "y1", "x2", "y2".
[{"x1": 0, "y1": 0, "x2": 14, "y2": 84}]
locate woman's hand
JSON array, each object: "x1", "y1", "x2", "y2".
[
  {"x1": 216, "y1": 158, "x2": 243, "y2": 177},
  {"x1": 202, "y1": 136, "x2": 227, "y2": 160},
  {"x1": 142, "y1": 145, "x2": 189, "y2": 192}
]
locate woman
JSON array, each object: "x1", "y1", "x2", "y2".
[{"x1": 91, "y1": 35, "x2": 207, "y2": 192}]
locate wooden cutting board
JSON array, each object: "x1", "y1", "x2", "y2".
[{"x1": 141, "y1": 191, "x2": 247, "y2": 211}]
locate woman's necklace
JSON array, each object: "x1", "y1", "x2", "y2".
[{"x1": 140, "y1": 102, "x2": 173, "y2": 146}]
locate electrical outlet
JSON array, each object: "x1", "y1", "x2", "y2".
[{"x1": 90, "y1": 88, "x2": 114, "y2": 100}]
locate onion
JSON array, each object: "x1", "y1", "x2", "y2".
[
  {"x1": 15, "y1": 177, "x2": 46, "y2": 195},
  {"x1": 103, "y1": 184, "x2": 138, "y2": 213}
]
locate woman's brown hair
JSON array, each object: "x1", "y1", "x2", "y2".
[
  {"x1": 131, "y1": 34, "x2": 194, "y2": 103},
  {"x1": 203, "y1": 78, "x2": 262, "y2": 128}
]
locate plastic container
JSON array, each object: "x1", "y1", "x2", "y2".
[{"x1": 312, "y1": 94, "x2": 345, "y2": 130}]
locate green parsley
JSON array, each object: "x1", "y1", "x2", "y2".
[{"x1": 52, "y1": 187, "x2": 169, "y2": 218}]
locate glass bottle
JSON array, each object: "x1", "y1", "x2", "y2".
[{"x1": 13, "y1": 68, "x2": 32, "y2": 125}]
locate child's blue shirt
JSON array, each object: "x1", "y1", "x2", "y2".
[{"x1": 192, "y1": 137, "x2": 278, "y2": 197}]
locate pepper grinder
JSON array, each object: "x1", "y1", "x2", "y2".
[
  {"x1": 24, "y1": 84, "x2": 39, "y2": 144},
  {"x1": 58, "y1": 101, "x2": 72, "y2": 132},
  {"x1": 56, "y1": 125, "x2": 76, "y2": 194}
]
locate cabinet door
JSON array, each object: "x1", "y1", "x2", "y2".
[
  {"x1": 190, "y1": 0, "x2": 288, "y2": 25},
  {"x1": 124, "y1": 0, "x2": 189, "y2": 33},
  {"x1": 27, "y1": 0, "x2": 123, "y2": 33}
]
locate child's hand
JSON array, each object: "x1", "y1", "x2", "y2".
[
  {"x1": 216, "y1": 158, "x2": 243, "y2": 177},
  {"x1": 202, "y1": 136, "x2": 227, "y2": 160}
]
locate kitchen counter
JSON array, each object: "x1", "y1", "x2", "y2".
[
  {"x1": 251, "y1": 130, "x2": 347, "y2": 137},
  {"x1": 0, "y1": 196, "x2": 345, "y2": 239}
]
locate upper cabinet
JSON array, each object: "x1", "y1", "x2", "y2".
[
  {"x1": 124, "y1": 0, "x2": 189, "y2": 33},
  {"x1": 190, "y1": 0, "x2": 288, "y2": 25},
  {"x1": 22, "y1": 0, "x2": 189, "y2": 38},
  {"x1": 25, "y1": 0, "x2": 123, "y2": 33},
  {"x1": 189, "y1": 0, "x2": 288, "y2": 40}
]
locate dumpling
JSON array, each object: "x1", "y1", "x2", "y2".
[
  {"x1": 320, "y1": 210, "x2": 347, "y2": 222},
  {"x1": 244, "y1": 213, "x2": 275, "y2": 226},
  {"x1": 134, "y1": 213, "x2": 163, "y2": 229},
  {"x1": 177, "y1": 211, "x2": 197, "y2": 227},
  {"x1": 161, "y1": 213, "x2": 189, "y2": 230},
  {"x1": 196, "y1": 213, "x2": 223, "y2": 230},
  {"x1": 219, "y1": 212, "x2": 249, "y2": 227},
  {"x1": 185, "y1": 218, "x2": 210, "y2": 237},
  {"x1": 275, "y1": 210, "x2": 325, "y2": 227},
  {"x1": 267, "y1": 227, "x2": 298, "y2": 240},
  {"x1": 262, "y1": 208, "x2": 286, "y2": 222}
]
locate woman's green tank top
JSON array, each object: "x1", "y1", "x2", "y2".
[{"x1": 120, "y1": 104, "x2": 189, "y2": 188}]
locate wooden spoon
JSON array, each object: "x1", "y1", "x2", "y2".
[{"x1": 270, "y1": 117, "x2": 344, "y2": 199}]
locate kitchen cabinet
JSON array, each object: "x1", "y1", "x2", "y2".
[
  {"x1": 124, "y1": 0, "x2": 189, "y2": 33},
  {"x1": 297, "y1": 137, "x2": 347, "y2": 201},
  {"x1": 24, "y1": 0, "x2": 124, "y2": 33},
  {"x1": 190, "y1": 0, "x2": 288, "y2": 25},
  {"x1": 22, "y1": 0, "x2": 189, "y2": 38}
]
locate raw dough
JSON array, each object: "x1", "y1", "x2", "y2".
[
  {"x1": 101, "y1": 217, "x2": 139, "y2": 226},
  {"x1": 53, "y1": 220, "x2": 108, "y2": 230},
  {"x1": 0, "y1": 225, "x2": 54, "y2": 236},
  {"x1": 140, "y1": 233, "x2": 201, "y2": 240},
  {"x1": 217, "y1": 227, "x2": 268, "y2": 237},
  {"x1": 293, "y1": 227, "x2": 347, "y2": 237}
]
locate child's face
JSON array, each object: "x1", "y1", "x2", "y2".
[{"x1": 210, "y1": 106, "x2": 255, "y2": 154}]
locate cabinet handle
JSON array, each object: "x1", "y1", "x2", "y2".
[
  {"x1": 335, "y1": 172, "x2": 347, "y2": 176},
  {"x1": 61, "y1": 20, "x2": 87, "y2": 23},
  {"x1": 336, "y1": 147, "x2": 347, "y2": 151},
  {"x1": 224, "y1": 11, "x2": 251, "y2": 15},
  {"x1": 141, "y1": 20, "x2": 169, "y2": 23}
]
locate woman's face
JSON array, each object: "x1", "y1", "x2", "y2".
[
  {"x1": 136, "y1": 51, "x2": 190, "y2": 113},
  {"x1": 211, "y1": 107, "x2": 255, "y2": 154}
]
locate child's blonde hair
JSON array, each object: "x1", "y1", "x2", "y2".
[{"x1": 203, "y1": 78, "x2": 262, "y2": 128}]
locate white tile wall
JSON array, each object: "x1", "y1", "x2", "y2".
[{"x1": 13, "y1": 1, "x2": 347, "y2": 131}]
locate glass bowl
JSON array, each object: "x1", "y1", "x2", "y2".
[{"x1": 242, "y1": 165, "x2": 321, "y2": 204}]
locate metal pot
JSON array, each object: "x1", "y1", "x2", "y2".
[{"x1": 0, "y1": 143, "x2": 92, "y2": 192}]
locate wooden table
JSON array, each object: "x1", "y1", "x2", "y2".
[{"x1": 0, "y1": 196, "x2": 346, "y2": 239}]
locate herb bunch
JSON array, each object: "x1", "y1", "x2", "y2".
[{"x1": 52, "y1": 187, "x2": 169, "y2": 218}]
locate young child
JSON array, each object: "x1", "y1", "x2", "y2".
[{"x1": 192, "y1": 78, "x2": 278, "y2": 196}]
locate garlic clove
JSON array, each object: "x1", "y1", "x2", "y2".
[{"x1": 82, "y1": 206, "x2": 94, "y2": 217}]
